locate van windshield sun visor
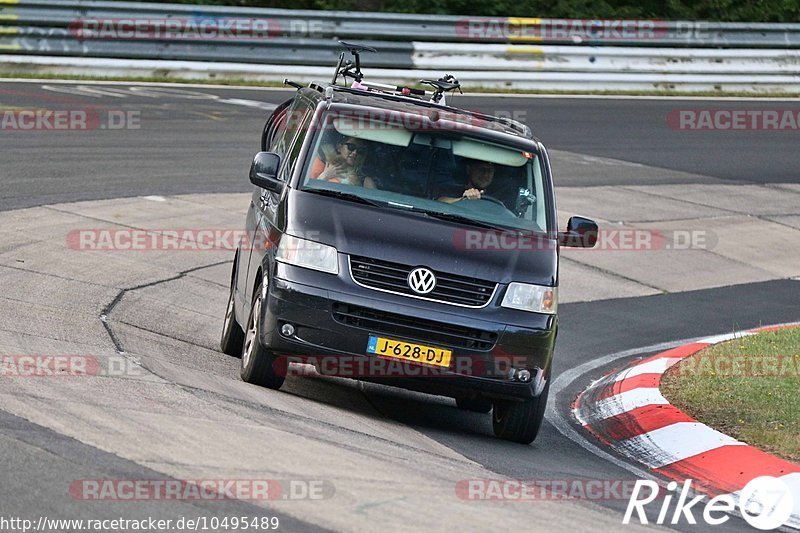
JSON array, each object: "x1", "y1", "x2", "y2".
[
  {"x1": 332, "y1": 117, "x2": 412, "y2": 147},
  {"x1": 332, "y1": 117, "x2": 531, "y2": 167},
  {"x1": 452, "y1": 138, "x2": 529, "y2": 167}
]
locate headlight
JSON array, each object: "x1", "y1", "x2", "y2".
[
  {"x1": 276, "y1": 234, "x2": 338, "y2": 274},
  {"x1": 501, "y1": 283, "x2": 557, "y2": 314}
]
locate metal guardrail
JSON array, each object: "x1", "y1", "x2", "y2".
[
  {"x1": 0, "y1": 27, "x2": 415, "y2": 68},
  {"x1": 4, "y1": 0, "x2": 800, "y2": 48},
  {"x1": 4, "y1": 54, "x2": 800, "y2": 92},
  {"x1": 1, "y1": 0, "x2": 800, "y2": 91}
]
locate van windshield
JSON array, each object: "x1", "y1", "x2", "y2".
[{"x1": 299, "y1": 114, "x2": 550, "y2": 232}]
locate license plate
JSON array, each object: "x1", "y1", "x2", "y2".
[{"x1": 367, "y1": 335, "x2": 451, "y2": 368}]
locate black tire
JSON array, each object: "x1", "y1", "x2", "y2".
[
  {"x1": 492, "y1": 381, "x2": 549, "y2": 444},
  {"x1": 455, "y1": 397, "x2": 493, "y2": 413},
  {"x1": 220, "y1": 280, "x2": 245, "y2": 357},
  {"x1": 240, "y1": 281, "x2": 285, "y2": 390}
]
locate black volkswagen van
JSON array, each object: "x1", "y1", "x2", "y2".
[{"x1": 220, "y1": 76, "x2": 597, "y2": 444}]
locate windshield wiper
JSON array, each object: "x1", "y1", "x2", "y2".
[
  {"x1": 305, "y1": 190, "x2": 517, "y2": 231},
  {"x1": 412, "y1": 209, "x2": 513, "y2": 231},
  {"x1": 305, "y1": 188, "x2": 383, "y2": 207}
]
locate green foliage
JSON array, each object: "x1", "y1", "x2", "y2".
[{"x1": 140, "y1": 0, "x2": 800, "y2": 21}]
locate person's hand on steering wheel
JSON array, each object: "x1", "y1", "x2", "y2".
[
  {"x1": 461, "y1": 189, "x2": 507, "y2": 209},
  {"x1": 462, "y1": 188, "x2": 484, "y2": 200}
]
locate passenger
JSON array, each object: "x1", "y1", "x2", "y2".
[
  {"x1": 310, "y1": 137, "x2": 376, "y2": 188},
  {"x1": 436, "y1": 159, "x2": 513, "y2": 207}
]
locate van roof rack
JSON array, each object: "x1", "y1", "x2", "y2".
[{"x1": 322, "y1": 41, "x2": 533, "y2": 138}]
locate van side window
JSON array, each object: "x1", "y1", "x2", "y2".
[
  {"x1": 278, "y1": 105, "x2": 314, "y2": 182},
  {"x1": 267, "y1": 112, "x2": 289, "y2": 155},
  {"x1": 270, "y1": 99, "x2": 311, "y2": 159},
  {"x1": 262, "y1": 99, "x2": 292, "y2": 151}
]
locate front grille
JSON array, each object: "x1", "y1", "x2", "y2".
[
  {"x1": 332, "y1": 303, "x2": 497, "y2": 351},
  {"x1": 349, "y1": 255, "x2": 497, "y2": 307}
]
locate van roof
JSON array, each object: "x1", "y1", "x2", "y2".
[{"x1": 299, "y1": 84, "x2": 534, "y2": 140}]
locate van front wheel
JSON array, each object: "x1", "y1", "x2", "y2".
[
  {"x1": 492, "y1": 382, "x2": 549, "y2": 444},
  {"x1": 240, "y1": 281, "x2": 285, "y2": 390}
]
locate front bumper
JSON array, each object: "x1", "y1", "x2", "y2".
[{"x1": 260, "y1": 262, "x2": 557, "y2": 401}]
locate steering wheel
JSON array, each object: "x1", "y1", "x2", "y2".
[
  {"x1": 458, "y1": 194, "x2": 517, "y2": 218},
  {"x1": 475, "y1": 194, "x2": 506, "y2": 208}
]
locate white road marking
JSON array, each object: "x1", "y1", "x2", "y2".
[
  {"x1": 37, "y1": 84, "x2": 277, "y2": 112},
  {"x1": 40, "y1": 84, "x2": 131, "y2": 98},
  {"x1": 613, "y1": 357, "x2": 685, "y2": 381},
  {"x1": 128, "y1": 86, "x2": 219, "y2": 99},
  {"x1": 569, "y1": 154, "x2": 648, "y2": 168},
  {"x1": 700, "y1": 331, "x2": 755, "y2": 344},
  {"x1": 2, "y1": 78, "x2": 292, "y2": 92},
  {"x1": 3, "y1": 78, "x2": 796, "y2": 101},
  {"x1": 218, "y1": 98, "x2": 277, "y2": 111},
  {"x1": 616, "y1": 422, "x2": 745, "y2": 469},
  {"x1": 577, "y1": 387, "x2": 669, "y2": 423}
]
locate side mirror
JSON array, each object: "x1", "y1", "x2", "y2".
[
  {"x1": 249, "y1": 152, "x2": 284, "y2": 193},
  {"x1": 558, "y1": 216, "x2": 598, "y2": 248}
]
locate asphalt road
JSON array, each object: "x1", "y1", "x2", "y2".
[
  {"x1": 2, "y1": 82, "x2": 800, "y2": 211},
  {"x1": 1, "y1": 81, "x2": 798, "y2": 532},
  {"x1": 0, "y1": 410, "x2": 322, "y2": 532},
  {"x1": 465, "y1": 95, "x2": 800, "y2": 185}
]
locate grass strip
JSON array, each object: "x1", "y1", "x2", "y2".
[{"x1": 662, "y1": 327, "x2": 800, "y2": 463}]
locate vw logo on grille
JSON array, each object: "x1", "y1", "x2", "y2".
[{"x1": 407, "y1": 267, "x2": 436, "y2": 295}]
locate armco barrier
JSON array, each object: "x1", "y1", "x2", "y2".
[
  {"x1": 4, "y1": 0, "x2": 800, "y2": 48},
  {"x1": 5, "y1": 55, "x2": 799, "y2": 93},
  {"x1": 1, "y1": 0, "x2": 800, "y2": 91}
]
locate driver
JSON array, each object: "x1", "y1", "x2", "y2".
[{"x1": 436, "y1": 160, "x2": 513, "y2": 208}]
